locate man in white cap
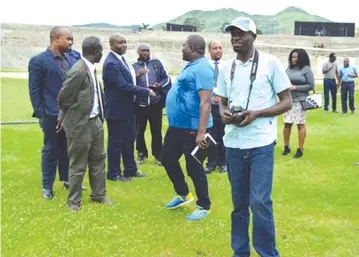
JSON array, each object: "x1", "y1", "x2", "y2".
[{"x1": 216, "y1": 16, "x2": 293, "y2": 257}]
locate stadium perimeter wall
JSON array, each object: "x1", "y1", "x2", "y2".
[{"x1": 1, "y1": 23, "x2": 359, "y2": 79}]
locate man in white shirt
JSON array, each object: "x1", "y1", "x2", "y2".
[
  {"x1": 205, "y1": 40, "x2": 227, "y2": 173},
  {"x1": 58, "y1": 36, "x2": 113, "y2": 212},
  {"x1": 322, "y1": 53, "x2": 340, "y2": 112}
]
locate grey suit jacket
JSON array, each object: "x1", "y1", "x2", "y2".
[{"x1": 58, "y1": 59, "x2": 104, "y2": 138}]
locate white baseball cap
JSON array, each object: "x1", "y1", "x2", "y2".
[{"x1": 225, "y1": 16, "x2": 257, "y2": 35}]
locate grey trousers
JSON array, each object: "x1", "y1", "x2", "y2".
[{"x1": 67, "y1": 116, "x2": 107, "y2": 206}]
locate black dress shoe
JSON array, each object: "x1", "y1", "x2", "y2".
[
  {"x1": 137, "y1": 152, "x2": 147, "y2": 164},
  {"x1": 108, "y1": 175, "x2": 132, "y2": 182},
  {"x1": 219, "y1": 165, "x2": 227, "y2": 173},
  {"x1": 64, "y1": 182, "x2": 87, "y2": 190},
  {"x1": 67, "y1": 203, "x2": 80, "y2": 212},
  {"x1": 93, "y1": 197, "x2": 114, "y2": 205},
  {"x1": 127, "y1": 172, "x2": 147, "y2": 178},
  {"x1": 119, "y1": 175, "x2": 132, "y2": 182},
  {"x1": 43, "y1": 189, "x2": 53, "y2": 200},
  {"x1": 205, "y1": 166, "x2": 215, "y2": 174},
  {"x1": 155, "y1": 158, "x2": 162, "y2": 166},
  {"x1": 107, "y1": 175, "x2": 121, "y2": 181}
]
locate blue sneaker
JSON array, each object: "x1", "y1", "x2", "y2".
[
  {"x1": 186, "y1": 206, "x2": 210, "y2": 221},
  {"x1": 165, "y1": 193, "x2": 194, "y2": 209}
]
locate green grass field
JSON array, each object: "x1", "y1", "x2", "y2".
[
  {"x1": 1, "y1": 78, "x2": 359, "y2": 257},
  {"x1": 0, "y1": 68, "x2": 28, "y2": 73}
]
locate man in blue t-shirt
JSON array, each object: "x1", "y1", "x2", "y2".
[
  {"x1": 162, "y1": 35, "x2": 214, "y2": 221},
  {"x1": 67, "y1": 32, "x2": 81, "y2": 63},
  {"x1": 339, "y1": 58, "x2": 358, "y2": 114}
]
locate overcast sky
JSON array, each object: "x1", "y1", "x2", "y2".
[{"x1": 1, "y1": 0, "x2": 358, "y2": 26}]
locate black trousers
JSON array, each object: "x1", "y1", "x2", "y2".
[
  {"x1": 106, "y1": 119, "x2": 137, "y2": 178},
  {"x1": 135, "y1": 103, "x2": 163, "y2": 159},
  {"x1": 341, "y1": 81, "x2": 355, "y2": 113},
  {"x1": 161, "y1": 126, "x2": 211, "y2": 210},
  {"x1": 206, "y1": 105, "x2": 226, "y2": 168}
]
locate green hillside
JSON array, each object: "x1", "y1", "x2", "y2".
[
  {"x1": 71, "y1": 6, "x2": 332, "y2": 34},
  {"x1": 152, "y1": 6, "x2": 331, "y2": 34},
  {"x1": 72, "y1": 23, "x2": 138, "y2": 30}
]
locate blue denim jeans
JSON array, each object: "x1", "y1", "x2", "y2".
[
  {"x1": 227, "y1": 142, "x2": 279, "y2": 257},
  {"x1": 323, "y1": 78, "x2": 337, "y2": 111}
]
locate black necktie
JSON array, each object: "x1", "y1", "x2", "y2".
[
  {"x1": 122, "y1": 56, "x2": 130, "y2": 71},
  {"x1": 122, "y1": 55, "x2": 135, "y2": 86},
  {"x1": 94, "y1": 69, "x2": 104, "y2": 118},
  {"x1": 214, "y1": 61, "x2": 219, "y2": 87}
]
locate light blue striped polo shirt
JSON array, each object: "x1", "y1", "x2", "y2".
[{"x1": 216, "y1": 50, "x2": 291, "y2": 149}]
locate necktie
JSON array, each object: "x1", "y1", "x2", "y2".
[
  {"x1": 122, "y1": 56, "x2": 134, "y2": 82},
  {"x1": 94, "y1": 69, "x2": 104, "y2": 119},
  {"x1": 214, "y1": 61, "x2": 219, "y2": 87},
  {"x1": 121, "y1": 56, "x2": 130, "y2": 71}
]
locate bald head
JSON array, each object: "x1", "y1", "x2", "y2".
[
  {"x1": 82, "y1": 36, "x2": 102, "y2": 55},
  {"x1": 208, "y1": 40, "x2": 222, "y2": 50},
  {"x1": 110, "y1": 34, "x2": 127, "y2": 55},
  {"x1": 49, "y1": 26, "x2": 71, "y2": 53},
  {"x1": 182, "y1": 35, "x2": 206, "y2": 62},
  {"x1": 50, "y1": 26, "x2": 70, "y2": 42},
  {"x1": 82, "y1": 36, "x2": 103, "y2": 63},
  {"x1": 68, "y1": 31, "x2": 74, "y2": 51},
  {"x1": 137, "y1": 43, "x2": 151, "y2": 62},
  {"x1": 208, "y1": 40, "x2": 224, "y2": 61},
  {"x1": 109, "y1": 34, "x2": 125, "y2": 46},
  {"x1": 137, "y1": 43, "x2": 150, "y2": 52},
  {"x1": 186, "y1": 35, "x2": 206, "y2": 55},
  {"x1": 344, "y1": 57, "x2": 350, "y2": 67}
]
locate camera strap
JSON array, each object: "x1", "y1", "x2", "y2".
[{"x1": 228, "y1": 49, "x2": 259, "y2": 110}]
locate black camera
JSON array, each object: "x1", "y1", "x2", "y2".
[{"x1": 229, "y1": 106, "x2": 246, "y2": 126}]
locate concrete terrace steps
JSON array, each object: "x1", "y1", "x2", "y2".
[{"x1": 1, "y1": 23, "x2": 358, "y2": 77}]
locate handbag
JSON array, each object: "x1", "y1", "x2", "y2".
[{"x1": 300, "y1": 89, "x2": 323, "y2": 110}]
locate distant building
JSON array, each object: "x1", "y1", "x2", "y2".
[
  {"x1": 294, "y1": 21, "x2": 355, "y2": 37},
  {"x1": 166, "y1": 23, "x2": 197, "y2": 32}
]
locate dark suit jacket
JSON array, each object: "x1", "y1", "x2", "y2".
[
  {"x1": 58, "y1": 59, "x2": 104, "y2": 138},
  {"x1": 102, "y1": 52, "x2": 149, "y2": 121},
  {"x1": 28, "y1": 49, "x2": 74, "y2": 118}
]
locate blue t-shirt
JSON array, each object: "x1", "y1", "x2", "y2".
[
  {"x1": 339, "y1": 65, "x2": 358, "y2": 82},
  {"x1": 68, "y1": 49, "x2": 81, "y2": 63},
  {"x1": 166, "y1": 57, "x2": 214, "y2": 130}
]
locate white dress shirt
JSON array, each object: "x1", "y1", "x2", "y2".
[
  {"x1": 208, "y1": 59, "x2": 225, "y2": 103},
  {"x1": 111, "y1": 51, "x2": 137, "y2": 85},
  {"x1": 208, "y1": 59, "x2": 224, "y2": 92},
  {"x1": 82, "y1": 57, "x2": 101, "y2": 118}
]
